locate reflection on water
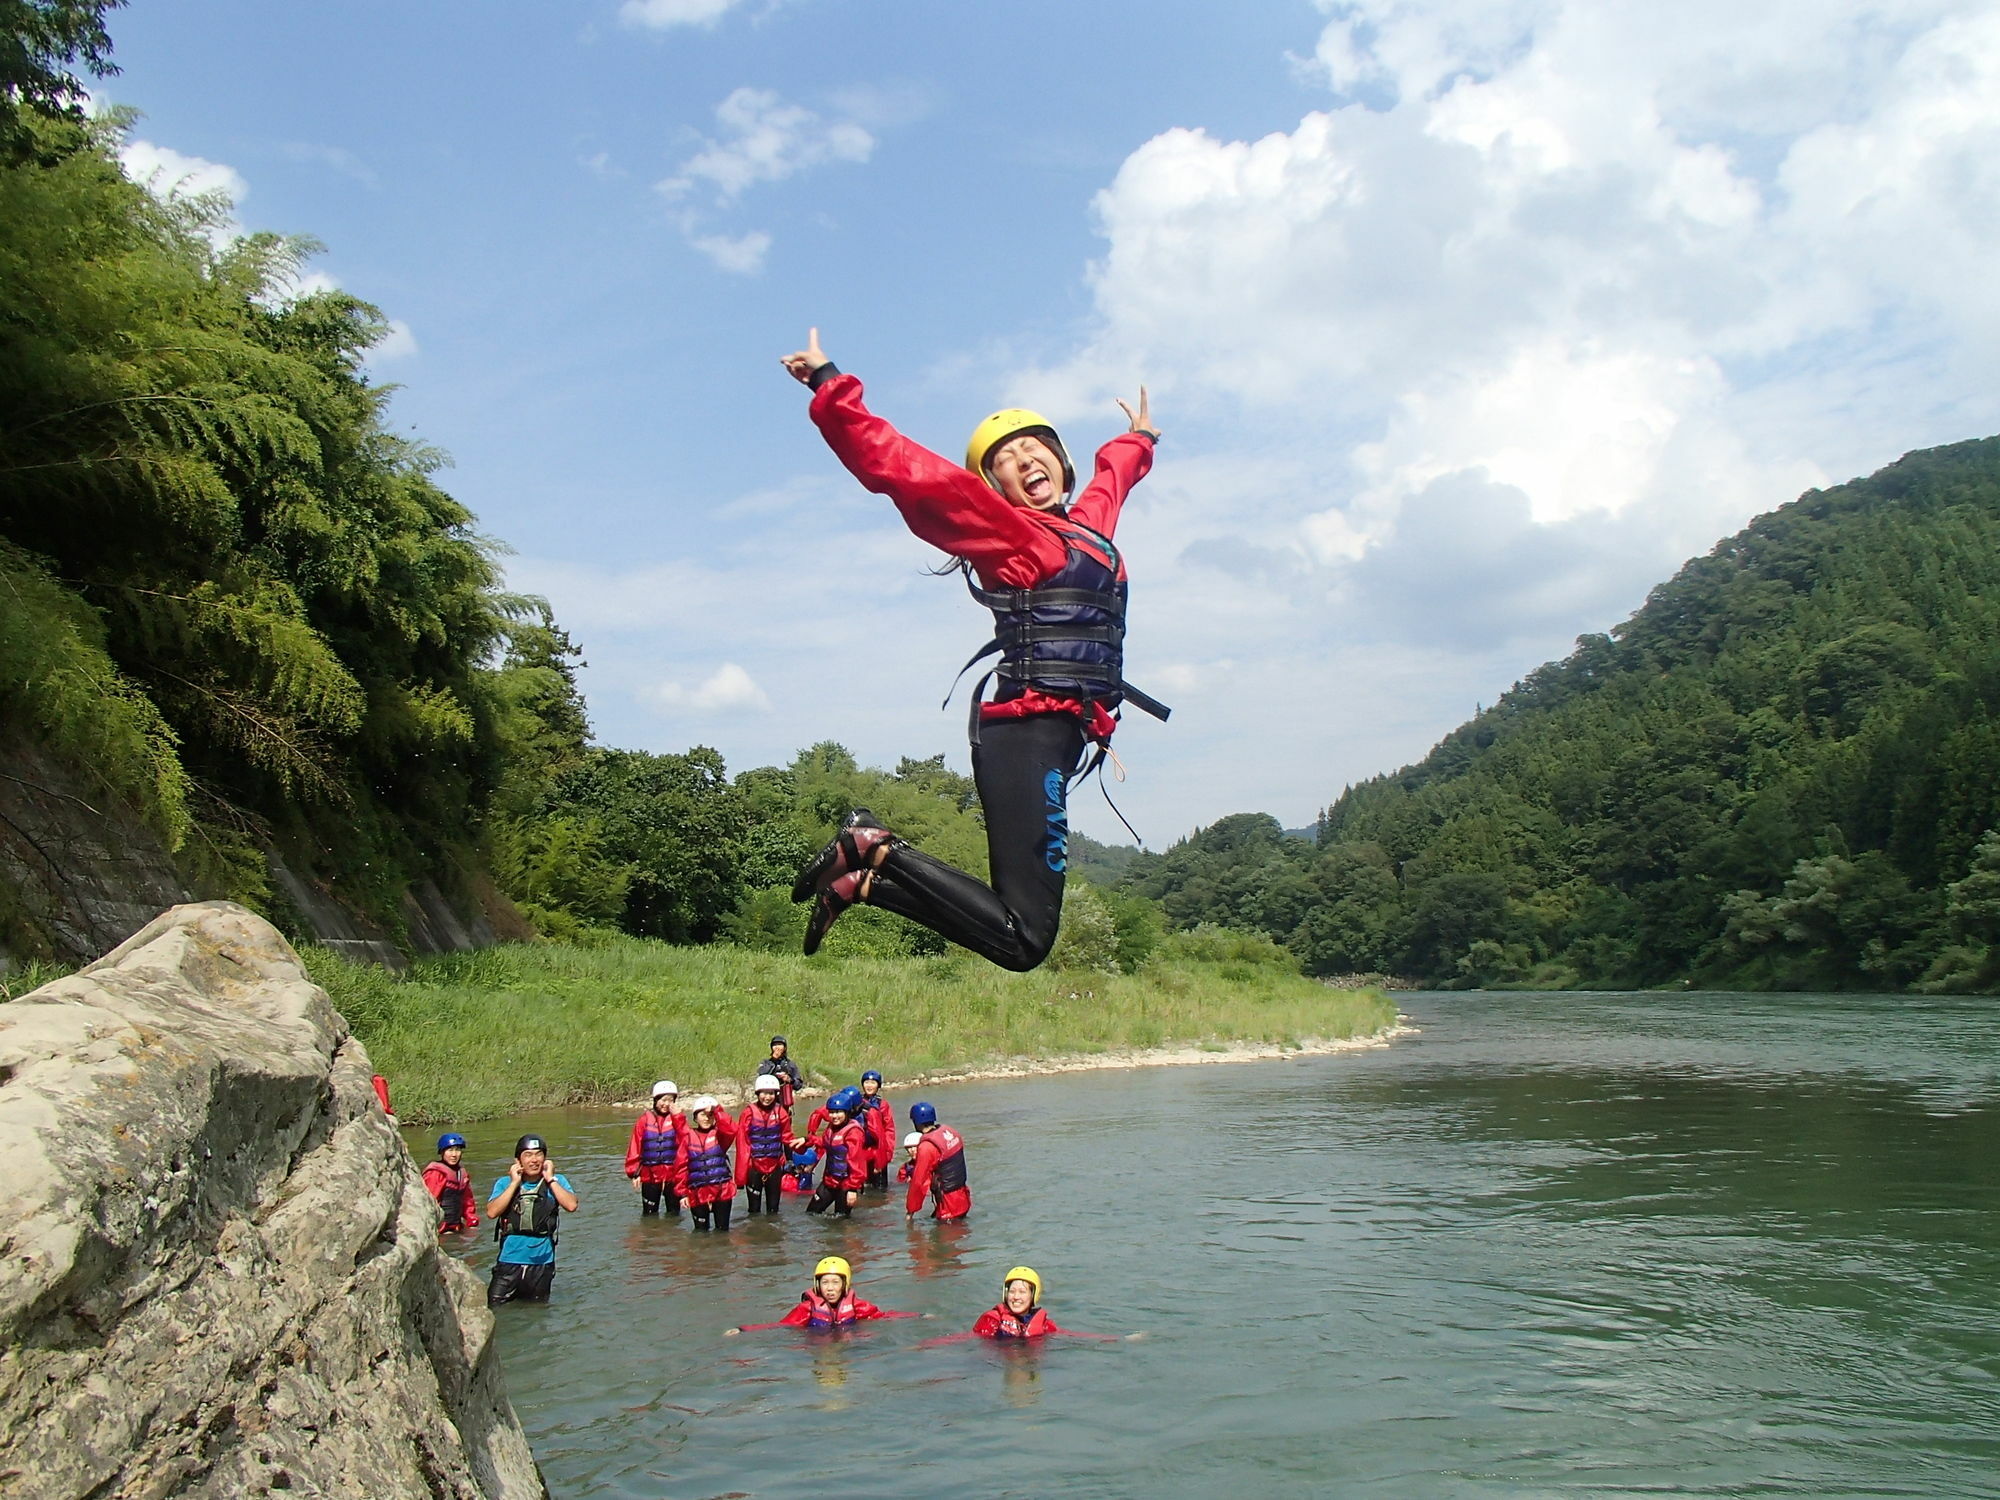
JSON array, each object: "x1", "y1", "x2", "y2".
[{"x1": 414, "y1": 991, "x2": 2000, "y2": 1498}]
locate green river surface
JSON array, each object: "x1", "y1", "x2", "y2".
[{"x1": 412, "y1": 990, "x2": 2000, "y2": 1498}]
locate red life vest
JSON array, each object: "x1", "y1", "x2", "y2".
[
  {"x1": 802, "y1": 1290, "x2": 858, "y2": 1328},
  {"x1": 928, "y1": 1124, "x2": 968, "y2": 1194},
  {"x1": 988, "y1": 1305, "x2": 1054, "y2": 1340},
  {"x1": 425, "y1": 1161, "x2": 475, "y2": 1226}
]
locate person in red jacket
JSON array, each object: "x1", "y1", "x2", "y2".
[
  {"x1": 896, "y1": 1131, "x2": 920, "y2": 1185},
  {"x1": 734, "y1": 1075, "x2": 794, "y2": 1215},
  {"x1": 903, "y1": 1101, "x2": 971, "y2": 1222},
  {"x1": 725, "y1": 1256, "x2": 919, "y2": 1334},
  {"x1": 804, "y1": 1085, "x2": 869, "y2": 1217},
  {"x1": 422, "y1": 1133, "x2": 479, "y2": 1234},
  {"x1": 856, "y1": 1069, "x2": 895, "y2": 1190},
  {"x1": 675, "y1": 1095, "x2": 738, "y2": 1231},
  {"x1": 624, "y1": 1079, "x2": 685, "y2": 1217},
  {"x1": 781, "y1": 329, "x2": 1166, "y2": 970},
  {"x1": 971, "y1": 1267, "x2": 1120, "y2": 1340}
]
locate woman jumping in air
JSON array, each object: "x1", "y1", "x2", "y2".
[{"x1": 781, "y1": 329, "x2": 1166, "y2": 970}]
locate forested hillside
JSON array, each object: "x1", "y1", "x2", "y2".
[
  {"x1": 1120, "y1": 438, "x2": 2000, "y2": 992},
  {"x1": 0, "y1": 13, "x2": 587, "y2": 956}
]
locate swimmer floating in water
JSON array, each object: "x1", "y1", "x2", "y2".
[
  {"x1": 923, "y1": 1266, "x2": 1140, "y2": 1346},
  {"x1": 973, "y1": 1267, "x2": 1128, "y2": 1341},
  {"x1": 726, "y1": 1256, "x2": 923, "y2": 1334}
]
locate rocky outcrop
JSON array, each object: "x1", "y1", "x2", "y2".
[
  {"x1": 0, "y1": 903, "x2": 546, "y2": 1499},
  {"x1": 0, "y1": 733, "x2": 193, "y2": 973},
  {"x1": 0, "y1": 729, "x2": 518, "y2": 974}
]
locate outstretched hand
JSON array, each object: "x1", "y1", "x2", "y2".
[
  {"x1": 781, "y1": 327, "x2": 831, "y2": 385},
  {"x1": 1117, "y1": 386, "x2": 1161, "y2": 441}
]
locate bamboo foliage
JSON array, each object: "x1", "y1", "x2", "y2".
[{"x1": 0, "y1": 99, "x2": 541, "y2": 921}]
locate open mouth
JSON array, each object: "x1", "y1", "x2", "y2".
[{"x1": 1023, "y1": 471, "x2": 1052, "y2": 500}]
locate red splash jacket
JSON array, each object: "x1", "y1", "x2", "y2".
[
  {"x1": 858, "y1": 1092, "x2": 896, "y2": 1174},
  {"x1": 421, "y1": 1161, "x2": 478, "y2": 1230},
  {"x1": 734, "y1": 1101, "x2": 795, "y2": 1184},
  {"x1": 972, "y1": 1305, "x2": 1060, "y2": 1339},
  {"x1": 904, "y1": 1124, "x2": 972, "y2": 1220},
  {"x1": 809, "y1": 372, "x2": 1154, "y2": 743},
  {"x1": 675, "y1": 1109, "x2": 738, "y2": 1208},
  {"x1": 737, "y1": 1292, "x2": 918, "y2": 1332},
  {"x1": 625, "y1": 1109, "x2": 683, "y2": 1186},
  {"x1": 815, "y1": 1119, "x2": 870, "y2": 1191}
]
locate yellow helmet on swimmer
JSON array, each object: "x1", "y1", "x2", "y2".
[
  {"x1": 965, "y1": 408, "x2": 1074, "y2": 495},
  {"x1": 814, "y1": 1255, "x2": 852, "y2": 1284},
  {"x1": 1002, "y1": 1265, "x2": 1042, "y2": 1304}
]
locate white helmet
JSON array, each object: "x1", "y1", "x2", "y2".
[
  {"x1": 753, "y1": 1075, "x2": 782, "y2": 1093},
  {"x1": 651, "y1": 1080, "x2": 678, "y2": 1098},
  {"x1": 902, "y1": 1132, "x2": 922, "y2": 1148},
  {"x1": 688, "y1": 1094, "x2": 718, "y2": 1114}
]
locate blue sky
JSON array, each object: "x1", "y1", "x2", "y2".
[{"x1": 106, "y1": 0, "x2": 2000, "y2": 845}]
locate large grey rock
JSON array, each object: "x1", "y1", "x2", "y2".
[{"x1": 0, "y1": 903, "x2": 546, "y2": 1499}]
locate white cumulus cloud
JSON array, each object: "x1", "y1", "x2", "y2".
[
  {"x1": 117, "y1": 138, "x2": 248, "y2": 247},
  {"x1": 367, "y1": 319, "x2": 420, "y2": 364},
  {"x1": 686, "y1": 228, "x2": 772, "y2": 275},
  {"x1": 998, "y1": 0, "x2": 2000, "y2": 825},
  {"x1": 620, "y1": 0, "x2": 749, "y2": 29},
  {"x1": 642, "y1": 663, "x2": 773, "y2": 715}
]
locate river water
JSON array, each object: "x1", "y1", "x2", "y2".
[{"x1": 415, "y1": 991, "x2": 2000, "y2": 1498}]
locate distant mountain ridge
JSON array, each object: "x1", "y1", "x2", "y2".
[{"x1": 1120, "y1": 435, "x2": 2000, "y2": 992}]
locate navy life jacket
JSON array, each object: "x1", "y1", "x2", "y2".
[
  {"x1": 743, "y1": 1106, "x2": 787, "y2": 1162},
  {"x1": 825, "y1": 1123, "x2": 863, "y2": 1184},
  {"x1": 497, "y1": 1177, "x2": 560, "y2": 1242},
  {"x1": 953, "y1": 520, "x2": 1169, "y2": 742},
  {"x1": 638, "y1": 1112, "x2": 680, "y2": 1168},
  {"x1": 684, "y1": 1129, "x2": 732, "y2": 1192}
]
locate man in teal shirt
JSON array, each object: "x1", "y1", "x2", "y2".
[{"x1": 485, "y1": 1134, "x2": 579, "y2": 1305}]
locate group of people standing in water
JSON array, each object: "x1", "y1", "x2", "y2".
[
  {"x1": 619, "y1": 1036, "x2": 970, "y2": 1229},
  {"x1": 423, "y1": 1035, "x2": 1008, "y2": 1322}
]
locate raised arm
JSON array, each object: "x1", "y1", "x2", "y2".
[{"x1": 780, "y1": 327, "x2": 1066, "y2": 587}]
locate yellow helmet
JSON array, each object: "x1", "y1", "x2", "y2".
[
  {"x1": 965, "y1": 409, "x2": 1073, "y2": 495},
  {"x1": 813, "y1": 1255, "x2": 852, "y2": 1283},
  {"x1": 1002, "y1": 1265, "x2": 1042, "y2": 1303}
]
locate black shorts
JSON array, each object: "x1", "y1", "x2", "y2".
[{"x1": 488, "y1": 1260, "x2": 556, "y2": 1305}]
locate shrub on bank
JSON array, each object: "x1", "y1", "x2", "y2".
[{"x1": 302, "y1": 936, "x2": 1397, "y2": 1125}]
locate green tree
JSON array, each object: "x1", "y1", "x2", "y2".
[{"x1": 1, "y1": 0, "x2": 120, "y2": 160}]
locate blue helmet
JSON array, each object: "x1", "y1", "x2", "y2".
[
  {"x1": 436, "y1": 1132, "x2": 467, "y2": 1152},
  {"x1": 907, "y1": 1101, "x2": 937, "y2": 1128},
  {"x1": 830, "y1": 1086, "x2": 863, "y2": 1114},
  {"x1": 861, "y1": 1069, "x2": 882, "y2": 1083}
]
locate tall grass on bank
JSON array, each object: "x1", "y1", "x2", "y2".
[{"x1": 302, "y1": 931, "x2": 1397, "y2": 1125}]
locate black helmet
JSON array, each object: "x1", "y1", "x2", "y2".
[{"x1": 514, "y1": 1134, "x2": 547, "y2": 1156}]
